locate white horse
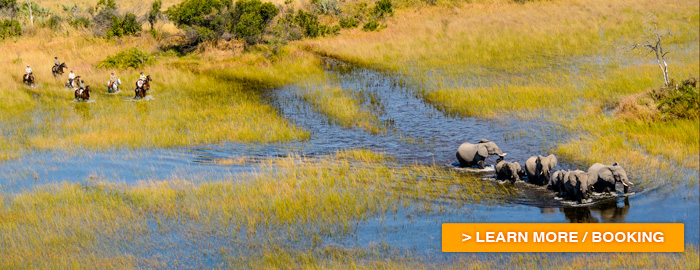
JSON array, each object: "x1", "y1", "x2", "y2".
[{"x1": 107, "y1": 78, "x2": 121, "y2": 93}]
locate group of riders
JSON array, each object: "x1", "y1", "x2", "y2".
[{"x1": 23, "y1": 56, "x2": 151, "y2": 100}]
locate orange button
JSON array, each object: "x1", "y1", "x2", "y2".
[{"x1": 442, "y1": 223, "x2": 684, "y2": 252}]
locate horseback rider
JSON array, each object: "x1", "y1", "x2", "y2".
[
  {"x1": 78, "y1": 79, "x2": 86, "y2": 91},
  {"x1": 108, "y1": 72, "x2": 118, "y2": 91},
  {"x1": 53, "y1": 57, "x2": 60, "y2": 68},
  {"x1": 25, "y1": 65, "x2": 32, "y2": 75},
  {"x1": 137, "y1": 72, "x2": 146, "y2": 90},
  {"x1": 68, "y1": 70, "x2": 76, "y2": 87}
]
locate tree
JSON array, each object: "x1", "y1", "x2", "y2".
[
  {"x1": 631, "y1": 15, "x2": 671, "y2": 86},
  {"x1": 147, "y1": 0, "x2": 163, "y2": 31}
]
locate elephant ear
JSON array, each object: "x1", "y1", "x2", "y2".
[
  {"x1": 549, "y1": 154, "x2": 558, "y2": 170},
  {"x1": 477, "y1": 145, "x2": 488, "y2": 158}
]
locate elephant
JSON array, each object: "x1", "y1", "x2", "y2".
[
  {"x1": 525, "y1": 154, "x2": 557, "y2": 185},
  {"x1": 588, "y1": 162, "x2": 633, "y2": 194},
  {"x1": 549, "y1": 169, "x2": 568, "y2": 192},
  {"x1": 563, "y1": 170, "x2": 593, "y2": 203},
  {"x1": 456, "y1": 139, "x2": 506, "y2": 169},
  {"x1": 495, "y1": 159, "x2": 522, "y2": 184}
]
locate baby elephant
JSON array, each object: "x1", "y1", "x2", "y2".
[
  {"x1": 549, "y1": 169, "x2": 568, "y2": 192},
  {"x1": 496, "y1": 160, "x2": 522, "y2": 184},
  {"x1": 563, "y1": 170, "x2": 594, "y2": 203},
  {"x1": 588, "y1": 162, "x2": 633, "y2": 193},
  {"x1": 525, "y1": 154, "x2": 558, "y2": 186}
]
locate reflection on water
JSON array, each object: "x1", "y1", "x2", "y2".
[{"x1": 560, "y1": 198, "x2": 629, "y2": 223}]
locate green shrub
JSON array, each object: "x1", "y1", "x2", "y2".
[
  {"x1": 68, "y1": 17, "x2": 90, "y2": 28},
  {"x1": 106, "y1": 13, "x2": 141, "y2": 38},
  {"x1": 362, "y1": 20, "x2": 379, "y2": 31},
  {"x1": 0, "y1": 19, "x2": 21, "y2": 39},
  {"x1": 46, "y1": 15, "x2": 62, "y2": 30},
  {"x1": 166, "y1": 0, "x2": 231, "y2": 28},
  {"x1": 339, "y1": 17, "x2": 358, "y2": 29},
  {"x1": 165, "y1": 0, "x2": 232, "y2": 44},
  {"x1": 97, "y1": 48, "x2": 153, "y2": 69},
  {"x1": 655, "y1": 78, "x2": 699, "y2": 120},
  {"x1": 230, "y1": 0, "x2": 279, "y2": 45},
  {"x1": 0, "y1": 0, "x2": 16, "y2": 9},
  {"x1": 293, "y1": 10, "x2": 337, "y2": 38},
  {"x1": 373, "y1": 0, "x2": 393, "y2": 18}
]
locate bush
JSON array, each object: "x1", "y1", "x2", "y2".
[
  {"x1": 293, "y1": 10, "x2": 338, "y2": 38},
  {"x1": 46, "y1": 14, "x2": 62, "y2": 30},
  {"x1": 362, "y1": 20, "x2": 379, "y2": 31},
  {"x1": 0, "y1": 0, "x2": 16, "y2": 10},
  {"x1": 165, "y1": 0, "x2": 232, "y2": 44},
  {"x1": 0, "y1": 19, "x2": 21, "y2": 39},
  {"x1": 312, "y1": 0, "x2": 340, "y2": 15},
  {"x1": 97, "y1": 48, "x2": 153, "y2": 69},
  {"x1": 616, "y1": 77, "x2": 699, "y2": 121},
  {"x1": 230, "y1": 0, "x2": 279, "y2": 45},
  {"x1": 106, "y1": 13, "x2": 141, "y2": 38},
  {"x1": 68, "y1": 17, "x2": 90, "y2": 28},
  {"x1": 339, "y1": 16, "x2": 358, "y2": 29},
  {"x1": 655, "y1": 77, "x2": 699, "y2": 120},
  {"x1": 166, "y1": 0, "x2": 231, "y2": 28},
  {"x1": 373, "y1": 0, "x2": 393, "y2": 18}
]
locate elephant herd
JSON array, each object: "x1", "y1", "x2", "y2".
[{"x1": 456, "y1": 139, "x2": 633, "y2": 203}]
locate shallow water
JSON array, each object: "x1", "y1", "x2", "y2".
[{"x1": 0, "y1": 58, "x2": 697, "y2": 266}]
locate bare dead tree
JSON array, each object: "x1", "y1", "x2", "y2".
[
  {"x1": 631, "y1": 14, "x2": 670, "y2": 86},
  {"x1": 26, "y1": 0, "x2": 32, "y2": 25}
]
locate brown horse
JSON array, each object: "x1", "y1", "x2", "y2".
[
  {"x1": 134, "y1": 75, "x2": 152, "y2": 99},
  {"x1": 23, "y1": 73, "x2": 35, "y2": 85},
  {"x1": 75, "y1": 85, "x2": 92, "y2": 101},
  {"x1": 52, "y1": 63, "x2": 67, "y2": 77}
]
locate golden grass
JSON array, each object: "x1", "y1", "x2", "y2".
[
  {"x1": 0, "y1": 150, "x2": 510, "y2": 268},
  {"x1": 0, "y1": 29, "x2": 319, "y2": 160},
  {"x1": 301, "y1": 85, "x2": 384, "y2": 133},
  {"x1": 226, "y1": 245, "x2": 700, "y2": 269}
]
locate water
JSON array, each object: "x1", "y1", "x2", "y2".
[{"x1": 0, "y1": 58, "x2": 697, "y2": 266}]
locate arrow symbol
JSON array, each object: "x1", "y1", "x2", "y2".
[{"x1": 462, "y1": 234, "x2": 471, "y2": 242}]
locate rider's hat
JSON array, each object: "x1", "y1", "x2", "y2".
[{"x1": 27, "y1": 65, "x2": 30, "y2": 67}]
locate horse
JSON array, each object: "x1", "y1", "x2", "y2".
[
  {"x1": 75, "y1": 85, "x2": 91, "y2": 101},
  {"x1": 23, "y1": 73, "x2": 35, "y2": 85},
  {"x1": 52, "y1": 63, "x2": 67, "y2": 77},
  {"x1": 107, "y1": 78, "x2": 121, "y2": 93},
  {"x1": 134, "y1": 75, "x2": 152, "y2": 99},
  {"x1": 66, "y1": 76, "x2": 80, "y2": 89}
]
